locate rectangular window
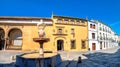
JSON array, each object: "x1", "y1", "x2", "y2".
[
  {"x1": 100, "y1": 36, "x2": 102, "y2": 40},
  {"x1": 76, "y1": 20, "x2": 80, "y2": 24},
  {"x1": 104, "y1": 42, "x2": 105, "y2": 48},
  {"x1": 103, "y1": 28, "x2": 105, "y2": 31},
  {"x1": 90, "y1": 24, "x2": 92, "y2": 28},
  {"x1": 99, "y1": 27, "x2": 102, "y2": 30},
  {"x1": 64, "y1": 19, "x2": 68, "y2": 23},
  {"x1": 70, "y1": 20, "x2": 74, "y2": 24},
  {"x1": 93, "y1": 25, "x2": 96, "y2": 29},
  {"x1": 90, "y1": 24, "x2": 96, "y2": 29},
  {"x1": 81, "y1": 41, "x2": 86, "y2": 49},
  {"x1": 57, "y1": 19, "x2": 63, "y2": 23},
  {"x1": 58, "y1": 29, "x2": 62, "y2": 34},
  {"x1": 71, "y1": 40, "x2": 76, "y2": 49},
  {"x1": 100, "y1": 42, "x2": 102, "y2": 49},
  {"x1": 92, "y1": 33, "x2": 95, "y2": 39},
  {"x1": 81, "y1": 20, "x2": 85, "y2": 24},
  {"x1": 71, "y1": 28, "x2": 74, "y2": 34}
]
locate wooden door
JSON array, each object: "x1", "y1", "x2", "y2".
[{"x1": 92, "y1": 43, "x2": 96, "y2": 50}]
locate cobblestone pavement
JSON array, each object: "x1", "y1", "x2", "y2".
[
  {"x1": 0, "y1": 46, "x2": 120, "y2": 67},
  {"x1": 58, "y1": 46, "x2": 120, "y2": 67},
  {"x1": 0, "y1": 50, "x2": 33, "y2": 67},
  {"x1": 59, "y1": 46, "x2": 120, "y2": 60}
]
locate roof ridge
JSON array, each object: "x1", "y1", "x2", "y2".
[{"x1": 0, "y1": 16, "x2": 51, "y2": 19}]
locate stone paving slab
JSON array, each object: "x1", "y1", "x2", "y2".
[{"x1": 0, "y1": 46, "x2": 120, "y2": 67}]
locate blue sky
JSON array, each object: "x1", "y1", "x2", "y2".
[{"x1": 0, "y1": 0, "x2": 120, "y2": 35}]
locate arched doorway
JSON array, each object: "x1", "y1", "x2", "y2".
[
  {"x1": 8, "y1": 28, "x2": 22, "y2": 49},
  {"x1": 57, "y1": 40, "x2": 64, "y2": 51},
  {"x1": 0, "y1": 28, "x2": 5, "y2": 50}
]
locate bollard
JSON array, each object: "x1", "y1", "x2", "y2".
[
  {"x1": 10, "y1": 56, "x2": 15, "y2": 61},
  {"x1": 78, "y1": 56, "x2": 82, "y2": 63},
  {"x1": 88, "y1": 48, "x2": 90, "y2": 51}
]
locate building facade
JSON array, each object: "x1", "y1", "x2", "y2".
[
  {"x1": 0, "y1": 15, "x2": 89, "y2": 52},
  {"x1": 91, "y1": 20, "x2": 118, "y2": 50},
  {"x1": 0, "y1": 17, "x2": 53, "y2": 51},
  {"x1": 88, "y1": 21, "x2": 98, "y2": 51},
  {"x1": 51, "y1": 15, "x2": 88, "y2": 52},
  {"x1": 0, "y1": 16, "x2": 118, "y2": 52}
]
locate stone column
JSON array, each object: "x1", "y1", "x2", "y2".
[{"x1": 39, "y1": 42, "x2": 44, "y2": 67}]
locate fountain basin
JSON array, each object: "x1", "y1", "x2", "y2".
[
  {"x1": 15, "y1": 52, "x2": 62, "y2": 67},
  {"x1": 33, "y1": 38, "x2": 50, "y2": 42}
]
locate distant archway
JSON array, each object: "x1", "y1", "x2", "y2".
[
  {"x1": 8, "y1": 28, "x2": 22, "y2": 49},
  {"x1": 0, "y1": 28, "x2": 5, "y2": 38},
  {"x1": 0, "y1": 28, "x2": 5, "y2": 50}
]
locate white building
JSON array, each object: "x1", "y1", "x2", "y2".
[
  {"x1": 88, "y1": 21, "x2": 99, "y2": 51},
  {"x1": 89, "y1": 20, "x2": 119, "y2": 50}
]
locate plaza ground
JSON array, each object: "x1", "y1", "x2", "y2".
[{"x1": 0, "y1": 46, "x2": 120, "y2": 67}]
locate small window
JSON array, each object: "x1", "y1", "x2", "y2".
[
  {"x1": 103, "y1": 28, "x2": 105, "y2": 31},
  {"x1": 93, "y1": 24, "x2": 96, "y2": 29},
  {"x1": 99, "y1": 27, "x2": 102, "y2": 30},
  {"x1": 64, "y1": 19, "x2": 68, "y2": 23},
  {"x1": 71, "y1": 40, "x2": 76, "y2": 49},
  {"x1": 70, "y1": 20, "x2": 74, "y2": 24},
  {"x1": 81, "y1": 41, "x2": 86, "y2": 49},
  {"x1": 71, "y1": 28, "x2": 74, "y2": 34},
  {"x1": 92, "y1": 33, "x2": 95, "y2": 39},
  {"x1": 81, "y1": 20, "x2": 85, "y2": 24},
  {"x1": 57, "y1": 19, "x2": 63, "y2": 23},
  {"x1": 103, "y1": 33, "x2": 104, "y2": 36},
  {"x1": 99, "y1": 33, "x2": 102, "y2": 40},
  {"x1": 102, "y1": 26, "x2": 104, "y2": 31},
  {"x1": 100, "y1": 36, "x2": 102, "y2": 40},
  {"x1": 109, "y1": 31, "x2": 111, "y2": 34},
  {"x1": 90, "y1": 24, "x2": 92, "y2": 28},
  {"x1": 58, "y1": 29, "x2": 62, "y2": 34},
  {"x1": 104, "y1": 42, "x2": 105, "y2": 48},
  {"x1": 76, "y1": 20, "x2": 80, "y2": 24}
]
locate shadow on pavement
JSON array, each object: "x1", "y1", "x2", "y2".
[
  {"x1": 1, "y1": 48, "x2": 120, "y2": 67},
  {"x1": 0, "y1": 62, "x2": 15, "y2": 67},
  {"x1": 81, "y1": 48, "x2": 120, "y2": 67}
]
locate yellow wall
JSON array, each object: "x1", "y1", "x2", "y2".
[
  {"x1": 49, "y1": 16, "x2": 88, "y2": 52},
  {"x1": 0, "y1": 16, "x2": 88, "y2": 52}
]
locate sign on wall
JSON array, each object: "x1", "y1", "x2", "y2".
[{"x1": 13, "y1": 39, "x2": 22, "y2": 46}]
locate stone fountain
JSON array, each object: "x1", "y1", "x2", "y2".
[
  {"x1": 33, "y1": 19, "x2": 50, "y2": 58},
  {"x1": 15, "y1": 20, "x2": 62, "y2": 67},
  {"x1": 32, "y1": 20, "x2": 50, "y2": 67}
]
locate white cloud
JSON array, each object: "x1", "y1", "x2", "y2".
[{"x1": 110, "y1": 21, "x2": 120, "y2": 26}]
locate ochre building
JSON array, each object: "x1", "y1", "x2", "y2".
[{"x1": 0, "y1": 15, "x2": 88, "y2": 52}]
